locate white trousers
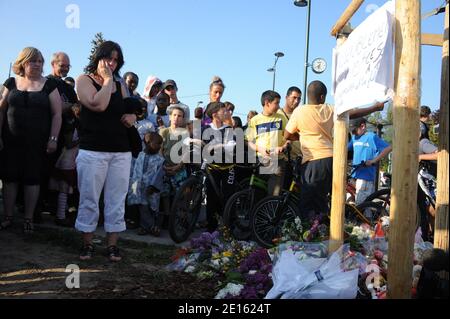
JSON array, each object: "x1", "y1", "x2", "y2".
[
  {"x1": 355, "y1": 179, "x2": 375, "y2": 206},
  {"x1": 75, "y1": 150, "x2": 131, "y2": 233}
]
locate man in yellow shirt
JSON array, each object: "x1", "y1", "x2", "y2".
[
  {"x1": 246, "y1": 90, "x2": 290, "y2": 196},
  {"x1": 285, "y1": 81, "x2": 385, "y2": 216}
]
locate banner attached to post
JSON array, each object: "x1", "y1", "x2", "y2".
[{"x1": 332, "y1": 1, "x2": 395, "y2": 115}]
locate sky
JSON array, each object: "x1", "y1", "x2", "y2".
[{"x1": 0, "y1": 0, "x2": 446, "y2": 120}]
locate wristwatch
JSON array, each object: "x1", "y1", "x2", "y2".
[{"x1": 49, "y1": 136, "x2": 58, "y2": 142}]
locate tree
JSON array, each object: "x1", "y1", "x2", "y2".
[
  {"x1": 429, "y1": 110, "x2": 440, "y2": 145},
  {"x1": 85, "y1": 32, "x2": 105, "y2": 72}
]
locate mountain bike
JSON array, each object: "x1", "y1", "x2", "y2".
[
  {"x1": 222, "y1": 160, "x2": 268, "y2": 240},
  {"x1": 168, "y1": 157, "x2": 235, "y2": 243}
]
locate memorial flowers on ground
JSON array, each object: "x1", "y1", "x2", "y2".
[{"x1": 166, "y1": 216, "x2": 434, "y2": 299}]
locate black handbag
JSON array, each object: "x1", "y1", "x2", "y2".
[
  {"x1": 127, "y1": 125, "x2": 142, "y2": 158},
  {"x1": 124, "y1": 97, "x2": 144, "y2": 158}
]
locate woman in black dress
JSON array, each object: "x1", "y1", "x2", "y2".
[{"x1": 0, "y1": 47, "x2": 62, "y2": 233}]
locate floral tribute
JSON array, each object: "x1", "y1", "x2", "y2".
[{"x1": 166, "y1": 215, "x2": 434, "y2": 299}]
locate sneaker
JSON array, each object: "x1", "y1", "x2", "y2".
[
  {"x1": 107, "y1": 245, "x2": 122, "y2": 262},
  {"x1": 79, "y1": 244, "x2": 94, "y2": 261}
]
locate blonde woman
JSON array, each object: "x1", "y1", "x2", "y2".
[{"x1": 0, "y1": 47, "x2": 62, "y2": 233}]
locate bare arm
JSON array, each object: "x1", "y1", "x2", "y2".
[
  {"x1": 349, "y1": 101, "x2": 386, "y2": 119},
  {"x1": 76, "y1": 74, "x2": 113, "y2": 112},
  {"x1": 419, "y1": 152, "x2": 438, "y2": 161},
  {"x1": 47, "y1": 88, "x2": 62, "y2": 153},
  {"x1": 366, "y1": 145, "x2": 392, "y2": 166},
  {"x1": 284, "y1": 130, "x2": 299, "y2": 141}
]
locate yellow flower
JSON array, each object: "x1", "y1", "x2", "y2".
[{"x1": 223, "y1": 251, "x2": 233, "y2": 258}]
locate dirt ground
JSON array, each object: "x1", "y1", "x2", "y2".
[{"x1": 0, "y1": 226, "x2": 216, "y2": 299}]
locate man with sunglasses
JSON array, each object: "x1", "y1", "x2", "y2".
[
  {"x1": 48, "y1": 52, "x2": 77, "y2": 106},
  {"x1": 163, "y1": 79, "x2": 190, "y2": 124}
]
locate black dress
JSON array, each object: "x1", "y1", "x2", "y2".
[{"x1": 0, "y1": 77, "x2": 57, "y2": 185}]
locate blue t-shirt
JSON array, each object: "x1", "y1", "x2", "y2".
[{"x1": 348, "y1": 132, "x2": 389, "y2": 182}]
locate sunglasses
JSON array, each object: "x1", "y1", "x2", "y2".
[{"x1": 165, "y1": 86, "x2": 175, "y2": 91}]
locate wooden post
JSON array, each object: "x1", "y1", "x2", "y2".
[
  {"x1": 434, "y1": 3, "x2": 449, "y2": 254},
  {"x1": 329, "y1": 35, "x2": 349, "y2": 254},
  {"x1": 330, "y1": 0, "x2": 364, "y2": 36},
  {"x1": 421, "y1": 33, "x2": 444, "y2": 47},
  {"x1": 387, "y1": 0, "x2": 421, "y2": 299}
]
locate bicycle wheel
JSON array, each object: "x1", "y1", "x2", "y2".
[
  {"x1": 345, "y1": 201, "x2": 388, "y2": 227},
  {"x1": 365, "y1": 188, "x2": 421, "y2": 230},
  {"x1": 365, "y1": 188, "x2": 391, "y2": 211},
  {"x1": 223, "y1": 188, "x2": 266, "y2": 240},
  {"x1": 169, "y1": 176, "x2": 203, "y2": 243},
  {"x1": 251, "y1": 195, "x2": 298, "y2": 248}
]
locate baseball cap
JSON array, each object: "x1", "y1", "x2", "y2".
[{"x1": 163, "y1": 79, "x2": 178, "y2": 90}]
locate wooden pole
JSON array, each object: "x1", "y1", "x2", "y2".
[
  {"x1": 330, "y1": 0, "x2": 364, "y2": 36},
  {"x1": 421, "y1": 33, "x2": 444, "y2": 47},
  {"x1": 434, "y1": 3, "x2": 449, "y2": 254},
  {"x1": 387, "y1": 0, "x2": 421, "y2": 299},
  {"x1": 329, "y1": 35, "x2": 349, "y2": 254}
]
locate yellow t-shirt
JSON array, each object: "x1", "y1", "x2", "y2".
[
  {"x1": 277, "y1": 109, "x2": 302, "y2": 160},
  {"x1": 285, "y1": 104, "x2": 334, "y2": 164},
  {"x1": 246, "y1": 111, "x2": 288, "y2": 158}
]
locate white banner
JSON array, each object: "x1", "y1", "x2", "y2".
[{"x1": 333, "y1": 1, "x2": 395, "y2": 115}]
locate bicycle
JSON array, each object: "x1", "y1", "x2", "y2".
[
  {"x1": 365, "y1": 162, "x2": 434, "y2": 238},
  {"x1": 222, "y1": 160, "x2": 268, "y2": 240},
  {"x1": 223, "y1": 145, "x2": 296, "y2": 241},
  {"x1": 250, "y1": 160, "x2": 387, "y2": 248}
]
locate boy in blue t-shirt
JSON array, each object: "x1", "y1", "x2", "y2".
[{"x1": 348, "y1": 118, "x2": 392, "y2": 205}]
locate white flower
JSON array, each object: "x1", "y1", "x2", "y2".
[
  {"x1": 248, "y1": 270, "x2": 257, "y2": 275},
  {"x1": 215, "y1": 283, "x2": 244, "y2": 299},
  {"x1": 381, "y1": 216, "x2": 390, "y2": 227},
  {"x1": 352, "y1": 226, "x2": 371, "y2": 240},
  {"x1": 184, "y1": 265, "x2": 196, "y2": 273}
]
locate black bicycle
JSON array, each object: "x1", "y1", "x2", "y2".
[
  {"x1": 222, "y1": 160, "x2": 268, "y2": 240},
  {"x1": 168, "y1": 158, "x2": 235, "y2": 243},
  {"x1": 250, "y1": 160, "x2": 387, "y2": 248}
]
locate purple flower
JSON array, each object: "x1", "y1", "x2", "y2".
[
  {"x1": 190, "y1": 231, "x2": 221, "y2": 250},
  {"x1": 238, "y1": 248, "x2": 271, "y2": 274},
  {"x1": 239, "y1": 286, "x2": 259, "y2": 299}
]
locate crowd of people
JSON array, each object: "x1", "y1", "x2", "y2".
[{"x1": 0, "y1": 40, "x2": 439, "y2": 262}]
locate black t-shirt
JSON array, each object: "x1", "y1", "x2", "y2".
[
  {"x1": 79, "y1": 76, "x2": 130, "y2": 152},
  {"x1": 46, "y1": 74, "x2": 77, "y2": 104}
]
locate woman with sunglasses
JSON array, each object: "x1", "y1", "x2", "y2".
[{"x1": 75, "y1": 41, "x2": 136, "y2": 262}]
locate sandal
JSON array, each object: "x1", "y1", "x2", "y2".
[
  {"x1": 150, "y1": 226, "x2": 161, "y2": 237},
  {"x1": 23, "y1": 218, "x2": 34, "y2": 234},
  {"x1": 0, "y1": 216, "x2": 13, "y2": 230},
  {"x1": 107, "y1": 245, "x2": 122, "y2": 262},
  {"x1": 137, "y1": 227, "x2": 150, "y2": 236},
  {"x1": 80, "y1": 244, "x2": 95, "y2": 261}
]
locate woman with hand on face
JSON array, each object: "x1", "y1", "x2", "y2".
[
  {"x1": 75, "y1": 41, "x2": 137, "y2": 262},
  {"x1": 0, "y1": 47, "x2": 62, "y2": 234}
]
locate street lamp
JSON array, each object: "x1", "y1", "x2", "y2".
[
  {"x1": 294, "y1": 0, "x2": 311, "y2": 104},
  {"x1": 267, "y1": 51, "x2": 284, "y2": 91}
]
